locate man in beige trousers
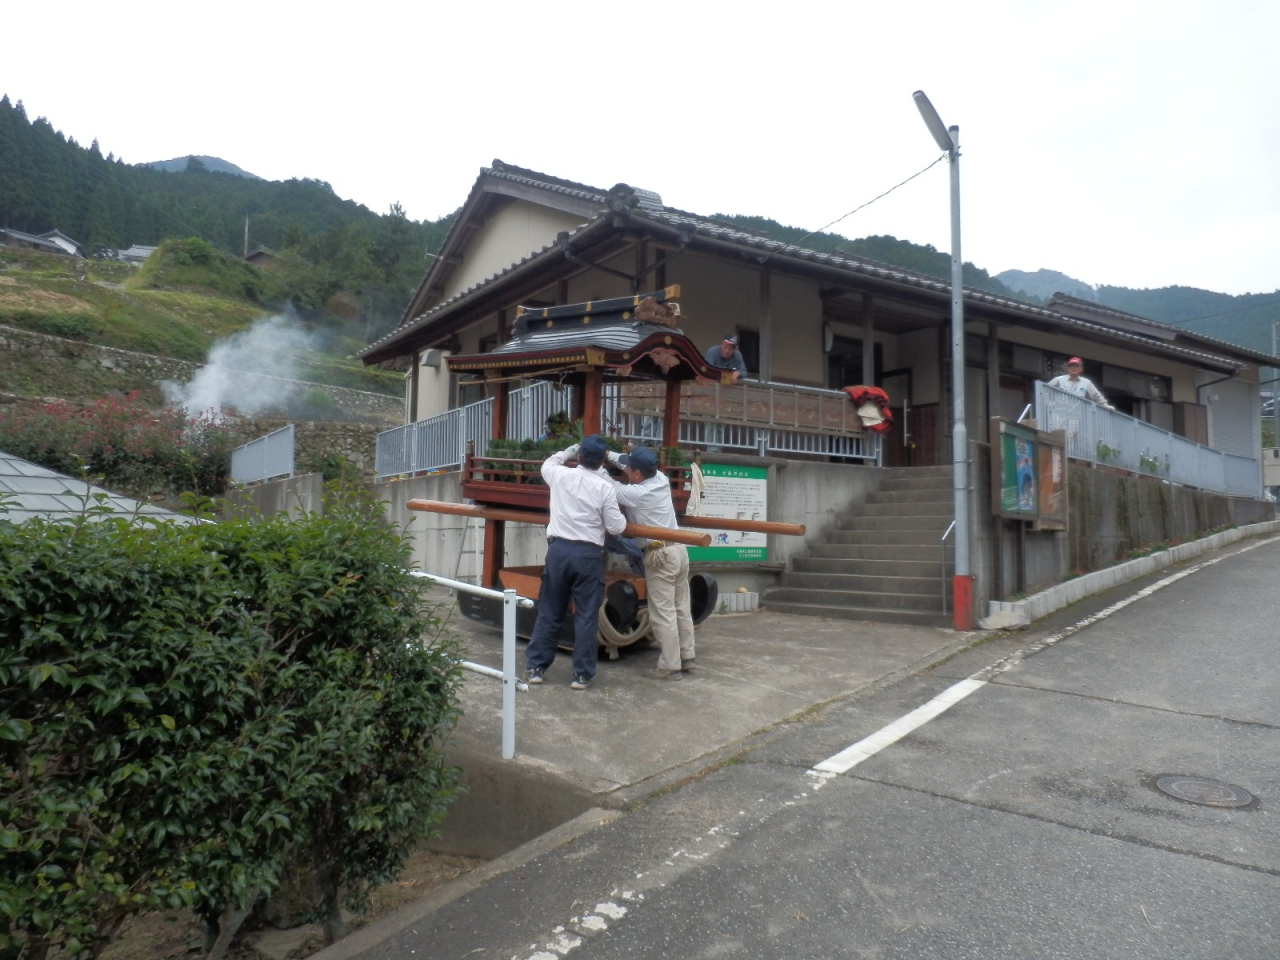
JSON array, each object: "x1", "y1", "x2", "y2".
[{"x1": 608, "y1": 446, "x2": 696, "y2": 680}]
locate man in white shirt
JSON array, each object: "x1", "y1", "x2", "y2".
[
  {"x1": 525, "y1": 434, "x2": 627, "y2": 690},
  {"x1": 608, "y1": 446, "x2": 696, "y2": 681},
  {"x1": 1047, "y1": 356, "x2": 1114, "y2": 410}
]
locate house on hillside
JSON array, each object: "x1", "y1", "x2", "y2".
[
  {"x1": 0, "y1": 228, "x2": 71, "y2": 256},
  {"x1": 360, "y1": 160, "x2": 1272, "y2": 623},
  {"x1": 39, "y1": 229, "x2": 84, "y2": 258},
  {"x1": 118, "y1": 244, "x2": 157, "y2": 266},
  {"x1": 243, "y1": 247, "x2": 275, "y2": 267}
]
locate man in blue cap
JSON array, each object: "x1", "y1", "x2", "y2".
[
  {"x1": 525, "y1": 434, "x2": 627, "y2": 690},
  {"x1": 608, "y1": 445, "x2": 697, "y2": 680},
  {"x1": 704, "y1": 336, "x2": 748, "y2": 383}
]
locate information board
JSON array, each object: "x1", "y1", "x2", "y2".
[
  {"x1": 686, "y1": 463, "x2": 769, "y2": 563},
  {"x1": 989, "y1": 419, "x2": 1068, "y2": 530}
]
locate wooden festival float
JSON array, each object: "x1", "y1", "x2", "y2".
[{"x1": 407, "y1": 286, "x2": 805, "y2": 658}]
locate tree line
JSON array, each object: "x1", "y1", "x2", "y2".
[{"x1": 0, "y1": 95, "x2": 454, "y2": 338}]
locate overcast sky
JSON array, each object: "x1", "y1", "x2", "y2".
[{"x1": 8, "y1": 1, "x2": 1279, "y2": 296}]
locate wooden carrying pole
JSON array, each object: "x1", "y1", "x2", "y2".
[
  {"x1": 677, "y1": 515, "x2": 805, "y2": 537},
  {"x1": 407, "y1": 500, "x2": 712, "y2": 548}
]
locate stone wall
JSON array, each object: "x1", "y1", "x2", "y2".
[
  {"x1": 227, "y1": 418, "x2": 383, "y2": 479},
  {"x1": 0, "y1": 323, "x2": 403, "y2": 424}
]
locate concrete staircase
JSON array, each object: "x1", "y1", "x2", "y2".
[{"x1": 763, "y1": 466, "x2": 954, "y2": 627}]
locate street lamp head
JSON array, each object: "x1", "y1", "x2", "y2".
[{"x1": 913, "y1": 90, "x2": 955, "y2": 153}]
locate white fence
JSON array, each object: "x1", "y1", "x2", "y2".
[
  {"x1": 1034, "y1": 382, "x2": 1261, "y2": 498},
  {"x1": 230, "y1": 424, "x2": 295, "y2": 484},
  {"x1": 375, "y1": 379, "x2": 878, "y2": 479}
]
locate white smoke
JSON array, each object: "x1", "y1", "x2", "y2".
[{"x1": 164, "y1": 312, "x2": 316, "y2": 418}]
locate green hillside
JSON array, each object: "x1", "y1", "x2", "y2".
[
  {"x1": 0, "y1": 243, "x2": 404, "y2": 402},
  {"x1": 714, "y1": 215, "x2": 1032, "y2": 301}
]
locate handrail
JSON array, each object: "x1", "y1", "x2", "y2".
[
  {"x1": 408, "y1": 571, "x2": 533, "y2": 759},
  {"x1": 940, "y1": 520, "x2": 956, "y2": 615}
]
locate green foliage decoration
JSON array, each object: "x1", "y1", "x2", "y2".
[{"x1": 0, "y1": 488, "x2": 462, "y2": 959}]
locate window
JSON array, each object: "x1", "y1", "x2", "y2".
[{"x1": 737, "y1": 329, "x2": 760, "y2": 375}]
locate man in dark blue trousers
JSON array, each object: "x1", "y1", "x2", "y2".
[{"x1": 524, "y1": 434, "x2": 627, "y2": 690}]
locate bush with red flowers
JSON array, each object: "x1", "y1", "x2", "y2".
[{"x1": 0, "y1": 392, "x2": 232, "y2": 498}]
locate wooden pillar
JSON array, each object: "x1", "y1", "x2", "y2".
[
  {"x1": 481, "y1": 520, "x2": 505, "y2": 589},
  {"x1": 570, "y1": 373, "x2": 585, "y2": 423},
  {"x1": 862, "y1": 293, "x2": 876, "y2": 386},
  {"x1": 758, "y1": 270, "x2": 772, "y2": 382},
  {"x1": 491, "y1": 379, "x2": 509, "y2": 440},
  {"x1": 663, "y1": 379, "x2": 682, "y2": 448},
  {"x1": 581, "y1": 370, "x2": 604, "y2": 435}
]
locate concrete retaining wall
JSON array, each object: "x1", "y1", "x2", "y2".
[{"x1": 985, "y1": 519, "x2": 1280, "y2": 628}]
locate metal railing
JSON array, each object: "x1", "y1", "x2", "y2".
[
  {"x1": 376, "y1": 397, "x2": 493, "y2": 479},
  {"x1": 231, "y1": 423, "x2": 295, "y2": 484},
  {"x1": 408, "y1": 571, "x2": 533, "y2": 760},
  {"x1": 376, "y1": 378, "x2": 879, "y2": 479},
  {"x1": 940, "y1": 520, "x2": 955, "y2": 616},
  {"x1": 1034, "y1": 382, "x2": 1261, "y2": 498}
]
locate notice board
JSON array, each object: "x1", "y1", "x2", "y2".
[
  {"x1": 686, "y1": 463, "x2": 769, "y2": 562},
  {"x1": 989, "y1": 419, "x2": 1068, "y2": 530}
]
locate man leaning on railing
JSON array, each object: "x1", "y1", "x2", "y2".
[{"x1": 1047, "y1": 357, "x2": 1115, "y2": 411}]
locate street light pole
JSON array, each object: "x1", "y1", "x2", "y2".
[{"x1": 913, "y1": 90, "x2": 972, "y2": 630}]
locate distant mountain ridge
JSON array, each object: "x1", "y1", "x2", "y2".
[
  {"x1": 143, "y1": 155, "x2": 262, "y2": 179},
  {"x1": 994, "y1": 269, "x2": 1280, "y2": 358},
  {"x1": 713, "y1": 214, "x2": 1279, "y2": 360}
]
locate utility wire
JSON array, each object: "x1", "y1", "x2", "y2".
[
  {"x1": 1155, "y1": 293, "x2": 1280, "y2": 326},
  {"x1": 759, "y1": 153, "x2": 948, "y2": 265}
]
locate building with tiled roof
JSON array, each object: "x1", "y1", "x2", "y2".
[
  {"x1": 363, "y1": 160, "x2": 1268, "y2": 472},
  {"x1": 0, "y1": 451, "x2": 188, "y2": 525}
]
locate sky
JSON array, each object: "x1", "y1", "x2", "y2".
[{"x1": 7, "y1": 0, "x2": 1280, "y2": 296}]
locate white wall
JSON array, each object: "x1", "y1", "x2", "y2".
[{"x1": 443, "y1": 200, "x2": 588, "y2": 300}]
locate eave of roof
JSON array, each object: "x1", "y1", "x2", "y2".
[
  {"x1": 365, "y1": 173, "x2": 1255, "y2": 376},
  {"x1": 1047, "y1": 292, "x2": 1278, "y2": 368}
]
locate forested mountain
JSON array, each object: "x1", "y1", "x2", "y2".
[
  {"x1": 714, "y1": 213, "x2": 1280, "y2": 358},
  {"x1": 144, "y1": 155, "x2": 262, "y2": 178},
  {"x1": 995, "y1": 269, "x2": 1280, "y2": 357},
  {"x1": 0, "y1": 95, "x2": 458, "y2": 342},
  {"x1": 714, "y1": 214, "x2": 1032, "y2": 301}
]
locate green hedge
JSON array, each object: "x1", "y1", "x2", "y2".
[{"x1": 0, "y1": 490, "x2": 462, "y2": 959}]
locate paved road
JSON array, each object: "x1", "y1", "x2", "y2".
[{"x1": 362, "y1": 535, "x2": 1280, "y2": 959}]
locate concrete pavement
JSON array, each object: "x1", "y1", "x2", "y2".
[
  {"x1": 431, "y1": 603, "x2": 978, "y2": 858},
  {"x1": 313, "y1": 529, "x2": 1280, "y2": 959}
]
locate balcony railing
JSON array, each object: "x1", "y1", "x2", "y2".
[
  {"x1": 1033, "y1": 382, "x2": 1261, "y2": 498},
  {"x1": 375, "y1": 379, "x2": 878, "y2": 480}
]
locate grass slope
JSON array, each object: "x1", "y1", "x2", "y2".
[{"x1": 0, "y1": 244, "x2": 404, "y2": 401}]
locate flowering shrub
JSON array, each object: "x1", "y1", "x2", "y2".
[{"x1": 0, "y1": 392, "x2": 232, "y2": 498}]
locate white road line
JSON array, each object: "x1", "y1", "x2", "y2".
[{"x1": 810, "y1": 534, "x2": 1280, "y2": 778}]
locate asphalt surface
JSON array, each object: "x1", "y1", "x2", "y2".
[{"x1": 351, "y1": 534, "x2": 1280, "y2": 959}]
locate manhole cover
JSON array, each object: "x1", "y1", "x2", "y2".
[{"x1": 1155, "y1": 776, "x2": 1253, "y2": 808}]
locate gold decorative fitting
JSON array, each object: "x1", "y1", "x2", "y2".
[
  {"x1": 546, "y1": 320, "x2": 553, "y2": 328},
  {"x1": 582, "y1": 316, "x2": 589, "y2": 323},
  {"x1": 664, "y1": 336, "x2": 672, "y2": 345},
  {"x1": 623, "y1": 353, "x2": 631, "y2": 360},
  {"x1": 623, "y1": 311, "x2": 631, "y2": 319},
  {"x1": 585, "y1": 301, "x2": 593, "y2": 311}
]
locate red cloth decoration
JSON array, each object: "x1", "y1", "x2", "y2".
[{"x1": 841, "y1": 385, "x2": 895, "y2": 434}]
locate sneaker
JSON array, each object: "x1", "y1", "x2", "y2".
[
  {"x1": 644, "y1": 668, "x2": 683, "y2": 681},
  {"x1": 681, "y1": 658, "x2": 696, "y2": 673},
  {"x1": 570, "y1": 673, "x2": 592, "y2": 690},
  {"x1": 525, "y1": 667, "x2": 545, "y2": 685}
]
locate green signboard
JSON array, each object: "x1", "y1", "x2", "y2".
[{"x1": 686, "y1": 463, "x2": 769, "y2": 563}]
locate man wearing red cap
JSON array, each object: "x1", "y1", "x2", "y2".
[{"x1": 1047, "y1": 357, "x2": 1114, "y2": 410}]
